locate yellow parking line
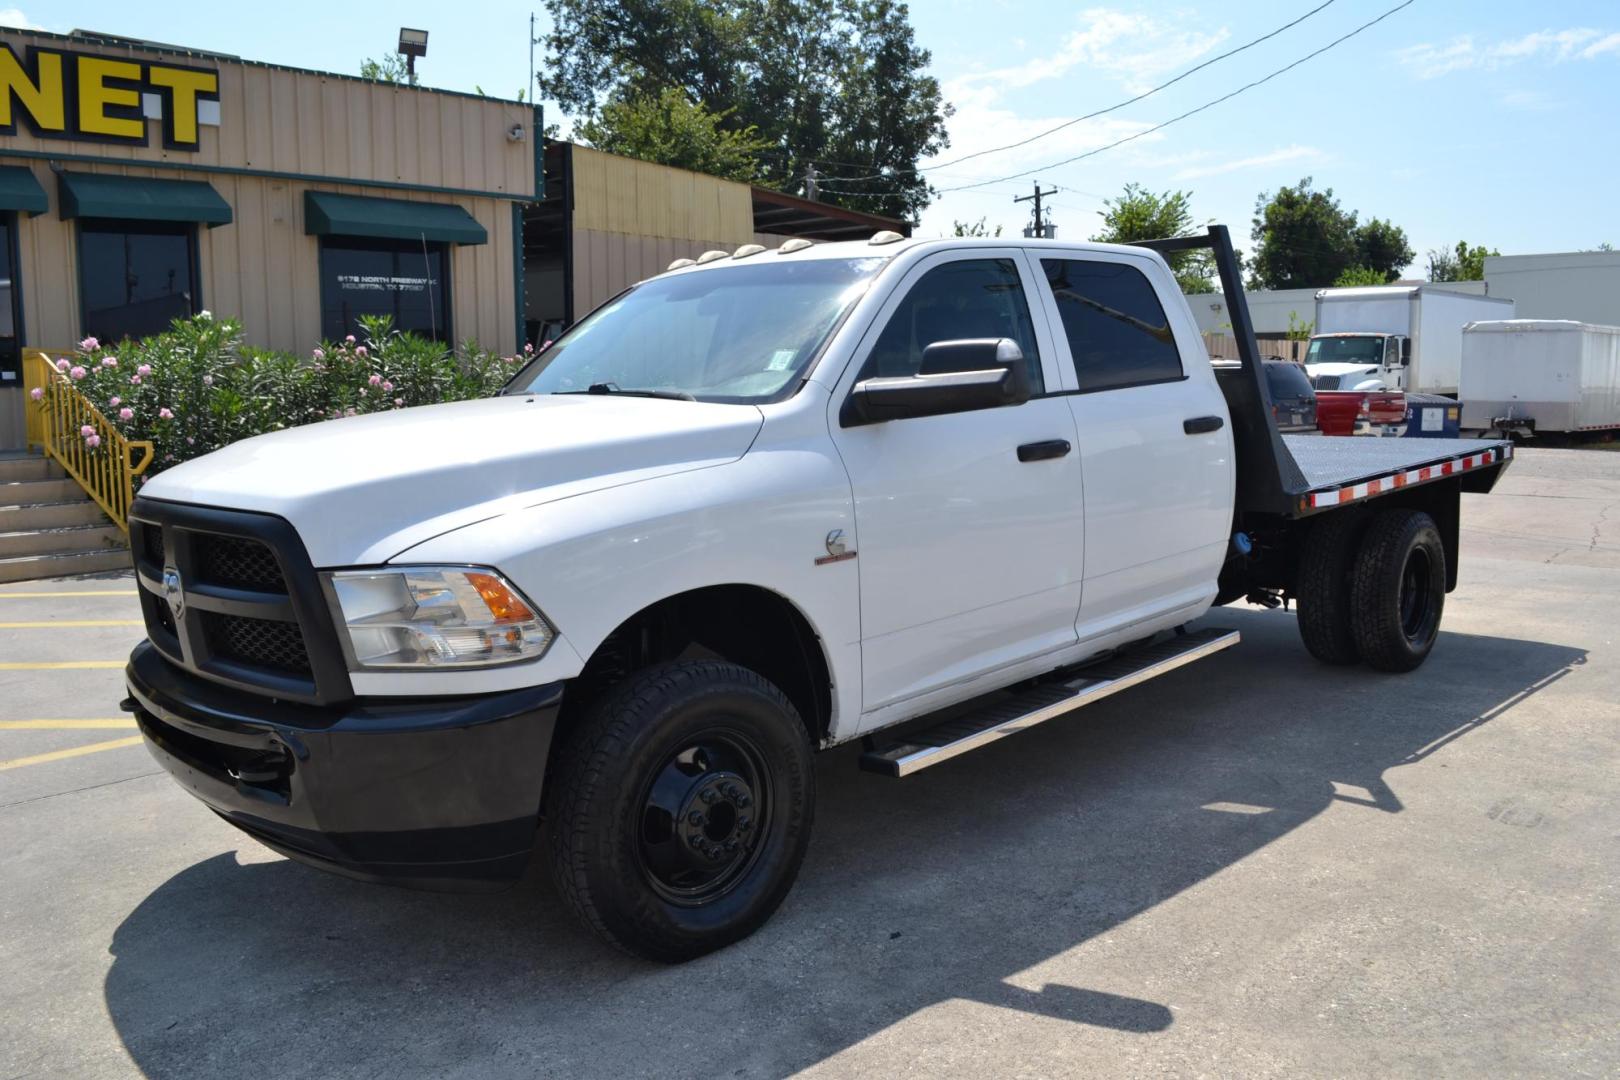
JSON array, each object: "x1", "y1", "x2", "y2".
[
  {"x1": 0, "y1": 735, "x2": 144, "y2": 771},
  {"x1": 0, "y1": 661, "x2": 126, "y2": 670},
  {"x1": 0, "y1": 719, "x2": 136, "y2": 730},
  {"x1": 0, "y1": 620, "x2": 143, "y2": 628},
  {"x1": 0, "y1": 591, "x2": 138, "y2": 598}
]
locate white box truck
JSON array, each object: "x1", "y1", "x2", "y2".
[
  {"x1": 1460, "y1": 320, "x2": 1620, "y2": 437},
  {"x1": 1308, "y1": 285, "x2": 1514, "y2": 396}
]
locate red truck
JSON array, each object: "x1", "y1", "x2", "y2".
[{"x1": 1315, "y1": 389, "x2": 1406, "y2": 436}]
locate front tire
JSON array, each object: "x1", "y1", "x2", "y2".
[
  {"x1": 546, "y1": 661, "x2": 815, "y2": 962},
  {"x1": 1348, "y1": 509, "x2": 1447, "y2": 673}
]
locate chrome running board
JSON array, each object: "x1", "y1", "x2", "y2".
[{"x1": 859, "y1": 628, "x2": 1241, "y2": 778}]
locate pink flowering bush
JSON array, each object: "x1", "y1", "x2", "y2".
[{"x1": 57, "y1": 313, "x2": 521, "y2": 478}]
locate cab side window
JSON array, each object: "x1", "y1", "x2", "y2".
[
  {"x1": 1041, "y1": 259, "x2": 1183, "y2": 392},
  {"x1": 859, "y1": 258, "x2": 1043, "y2": 393}
]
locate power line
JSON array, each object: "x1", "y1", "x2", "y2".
[
  {"x1": 814, "y1": 0, "x2": 1340, "y2": 184},
  {"x1": 938, "y1": 0, "x2": 1418, "y2": 194}
]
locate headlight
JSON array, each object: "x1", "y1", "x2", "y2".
[{"x1": 325, "y1": 566, "x2": 555, "y2": 669}]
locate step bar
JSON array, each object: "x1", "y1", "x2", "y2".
[{"x1": 859, "y1": 627, "x2": 1241, "y2": 778}]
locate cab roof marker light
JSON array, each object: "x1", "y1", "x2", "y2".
[
  {"x1": 731, "y1": 244, "x2": 766, "y2": 259},
  {"x1": 666, "y1": 257, "x2": 696, "y2": 271},
  {"x1": 778, "y1": 238, "x2": 814, "y2": 254},
  {"x1": 869, "y1": 230, "x2": 904, "y2": 245},
  {"x1": 695, "y1": 250, "x2": 729, "y2": 264}
]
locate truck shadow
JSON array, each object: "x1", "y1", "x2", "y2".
[{"x1": 101, "y1": 608, "x2": 1586, "y2": 1078}]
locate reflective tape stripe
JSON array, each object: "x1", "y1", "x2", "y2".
[{"x1": 1307, "y1": 447, "x2": 1501, "y2": 510}]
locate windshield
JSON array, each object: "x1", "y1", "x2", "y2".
[
  {"x1": 509, "y1": 257, "x2": 886, "y2": 404},
  {"x1": 1306, "y1": 336, "x2": 1385, "y2": 365}
]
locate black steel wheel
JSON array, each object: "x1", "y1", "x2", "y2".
[
  {"x1": 1295, "y1": 509, "x2": 1368, "y2": 665},
  {"x1": 1348, "y1": 509, "x2": 1447, "y2": 673},
  {"x1": 547, "y1": 661, "x2": 815, "y2": 962}
]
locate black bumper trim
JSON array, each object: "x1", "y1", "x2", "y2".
[{"x1": 128, "y1": 641, "x2": 563, "y2": 887}]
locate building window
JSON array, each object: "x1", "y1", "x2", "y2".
[
  {"x1": 0, "y1": 215, "x2": 20, "y2": 383},
  {"x1": 319, "y1": 236, "x2": 450, "y2": 343},
  {"x1": 79, "y1": 220, "x2": 199, "y2": 344}
]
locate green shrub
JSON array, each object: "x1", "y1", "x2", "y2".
[{"x1": 56, "y1": 313, "x2": 528, "y2": 480}]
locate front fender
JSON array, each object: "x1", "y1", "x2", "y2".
[{"x1": 357, "y1": 437, "x2": 862, "y2": 740}]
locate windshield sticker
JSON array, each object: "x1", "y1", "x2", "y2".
[{"x1": 766, "y1": 349, "x2": 796, "y2": 371}]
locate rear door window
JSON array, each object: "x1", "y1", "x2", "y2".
[{"x1": 1040, "y1": 259, "x2": 1184, "y2": 392}]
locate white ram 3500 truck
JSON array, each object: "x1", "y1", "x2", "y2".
[{"x1": 124, "y1": 228, "x2": 1512, "y2": 961}]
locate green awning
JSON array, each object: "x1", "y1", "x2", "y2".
[
  {"x1": 58, "y1": 172, "x2": 232, "y2": 227},
  {"x1": 0, "y1": 165, "x2": 47, "y2": 216},
  {"x1": 304, "y1": 191, "x2": 487, "y2": 245}
]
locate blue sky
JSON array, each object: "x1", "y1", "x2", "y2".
[{"x1": 13, "y1": 1, "x2": 1618, "y2": 271}]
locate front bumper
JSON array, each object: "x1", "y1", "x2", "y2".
[{"x1": 126, "y1": 640, "x2": 563, "y2": 889}]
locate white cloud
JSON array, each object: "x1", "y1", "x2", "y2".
[
  {"x1": 1398, "y1": 27, "x2": 1619, "y2": 78},
  {"x1": 0, "y1": 8, "x2": 42, "y2": 29},
  {"x1": 1172, "y1": 144, "x2": 1323, "y2": 180}
]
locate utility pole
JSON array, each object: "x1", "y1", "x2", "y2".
[
  {"x1": 804, "y1": 163, "x2": 819, "y2": 201},
  {"x1": 1015, "y1": 181, "x2": 1057, "y2": 239}
]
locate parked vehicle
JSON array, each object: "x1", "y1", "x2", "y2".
[
  {"x1": 1310, "y1": 285, "x2": 1515, "y2": 396},
  {"x1": 1305, "y1": 362, "x2": 1386, "y2": 391},
  {"x1": 124, "y1": 227, "x2": 1513, "y2": 962},
  {"x1": 1460, "y1": 320, "x2": 1620, "y2": 438},
  {"x1": 1313, "y1": 384, "x2": 1407, "y2": 437},
  {"x1": 1262, "y1": 359, "x2": 1318, "y2": 434}
]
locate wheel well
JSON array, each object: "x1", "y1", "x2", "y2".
[{"x1": 564, "y1": 585, "x2": 834, "y2": 745}]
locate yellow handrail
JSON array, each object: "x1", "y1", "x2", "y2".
[{"x1": 22, "y1": 348, "x2": 154, "y2": 536}]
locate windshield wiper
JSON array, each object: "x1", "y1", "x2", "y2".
[{"x1": 555, "y1": 382, "x2": 696, "y2": 401}]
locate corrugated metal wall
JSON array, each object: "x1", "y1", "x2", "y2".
[
  {"x1": 11, "y1": 160, "x2": 519, "y2": 354},
  {"x1": 0, "y1": 31, "x2": 533, "y2": 197},
  {"x1": 569, "y1": 146, "x2": 758, "y2": 316}
]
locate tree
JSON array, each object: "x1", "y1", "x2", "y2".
[
  {"x1": 360, "y1": 54, "x2": 418, "y2": 86},
  {"x1": 538, "y1": 0, "x2": 951, "y2": 221},
  {"x1": 1091, "y1": 183, "x2": 1214, "y2": 293},
  {"x1": 1333, "y1": 266, "x2": 1389, "y2": 287},
  {"x1": 1249, "y1": 178, "x2": 1412, "y2": 289},
  {"x1": 577, "y1": 88, "x2": 770, "y2": 182},
  {"x1": 1427, "y1": 240, "x2": 1498, "y2": 282},
  {"x1": 952, "y1": 217, "x2": 1002, "y2": 238}
]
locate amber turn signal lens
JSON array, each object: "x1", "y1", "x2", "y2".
[{"x1": 465, "y1": 571, "x2": 537, "y2": 623}]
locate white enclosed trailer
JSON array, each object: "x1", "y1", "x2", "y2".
[
  {"x1": 1312, "y1": 285, "x2": 1515, "y2": 395},
  {"x1": 1460, "y1": 320, "x2": 1620, "y2": 436}
]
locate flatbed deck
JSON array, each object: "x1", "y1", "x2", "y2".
[{"x1": 1283, "y1": 435, "x2": 1511, "y2": 514}]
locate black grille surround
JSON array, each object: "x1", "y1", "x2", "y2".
[{"x1": 129, "y1": 498, "x2": 353, "y2": 704}]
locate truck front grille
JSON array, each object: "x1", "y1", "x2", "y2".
[
  {"x1": 129, "y1": 499, "x2": 352, "y2": 704},
  {"x1": 195, "y1": 534, "x2": 286, "y2": 593},
  {"x1": 202, "y1": 611, "x2": 313, "y2": 674}
]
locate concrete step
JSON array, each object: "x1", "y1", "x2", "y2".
[
  {"x1": 0, "y1": 478, "x2": 83, "y2": 507},
  {"x1": 0, "y1": 455, "x2": 64, "y2": 484},
  {"x1": 0, "y1": 500, "x2": 110, "y2": 531},
  {"x1": 0, "y1": 547, "x2": 132, "y2": 585},
  {"x1": 0, "y1": 522, "x2": 126, "y2": 559}
]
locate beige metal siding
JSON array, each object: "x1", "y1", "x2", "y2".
[
  {"x1": 10, "y1": 159, "x2": 517, "y2": 354},
  {"x1": 0, "y1": 30, "x2": 534, "y2": 197}
]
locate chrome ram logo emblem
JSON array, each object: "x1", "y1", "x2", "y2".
[{"x1": 162, "y1": 566, "x2": 185, "y2": 621}]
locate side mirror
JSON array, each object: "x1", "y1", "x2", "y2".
[
  {"x1": 1400, "y1": 338, "x2": 1412, "y2": 365},
  {"x1": 842, "y1": 338, "x2": 1031, "y2": 427}
]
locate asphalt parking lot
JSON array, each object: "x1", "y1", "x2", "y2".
[{"x1": 2, "y1": 446, "x2": 1617, "y2": 1079}]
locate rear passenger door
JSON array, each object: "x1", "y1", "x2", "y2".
[{"x1": 1032, "y1": 254, "x2": 1233, "y2": 645}]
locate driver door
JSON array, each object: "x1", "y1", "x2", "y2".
[{"x1": 827, "y1": 251, "x2": 1086, "y2": 726}]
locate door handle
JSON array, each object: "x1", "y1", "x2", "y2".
[
  {"x1": 1017, "y1": 439, "x2": 1072, "y2": 462},
  {"x1": 1183, "y1": 416, "x2": 1224, "y2": 435}
]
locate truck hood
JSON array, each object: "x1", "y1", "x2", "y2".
[
  {"x1": 141, "y1": 394, "x2": 764, "y2": 566},
  {"x1": 1305, "y1": 363, "x2": 1380, "y2": 377}
]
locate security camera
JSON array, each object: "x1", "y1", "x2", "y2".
[{"x1": 507, "y1": 123, "x2": 526, "y2": 143}]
